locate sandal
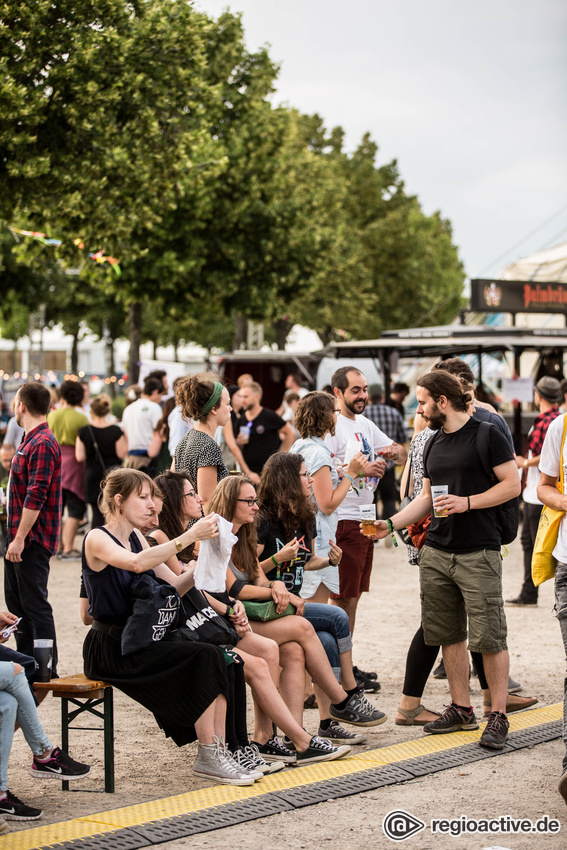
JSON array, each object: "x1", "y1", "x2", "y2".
[
  {"x1": 483, "y1": 695, "x2": 538, "y2": 717},
  {"x1": 395, "y1": 704, "x2": 441, "y2": 726}
]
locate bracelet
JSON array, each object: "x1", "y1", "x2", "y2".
[
  {"x1": 267, "y1": 581, "x2": 273, "y2": 589},
  {"x1": 344, "y1": 474, "x2": 355, "y2": 485},
  {"x1": 270, "y1": 554, "x2": 279, "y2": 567},
  {"x1": 523, "y1": 459, "x2": 529, "y2": 468},
  {"x1": 174, "y1": 538, "x2": 183, "y2": 553},
  {"x1": 466, "y1": 496, "x2": 471, "y2": 512},
  {"x1": 385, "y1": 518, "x2": 399, "y2": 548}
]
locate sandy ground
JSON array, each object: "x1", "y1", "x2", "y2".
[{"x1": 2, "y1": 532, "x2": 567, "y2": 849}]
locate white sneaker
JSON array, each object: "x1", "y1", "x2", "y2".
[{"x1": 192, "y1": 736, "x2": 262, "y2": 785}]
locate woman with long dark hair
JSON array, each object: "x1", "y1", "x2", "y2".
[
  {"x1": 256, "y1": 452, "x2": 386, "y2": 745},
  {"x1": 208, "y1": 474, "x2": 387, "y2": 764}
]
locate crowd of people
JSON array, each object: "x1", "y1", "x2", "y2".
[{"x1": 2, "y1": 357, "x2": 567, "y2": 830}]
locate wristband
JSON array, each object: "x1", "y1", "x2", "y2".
[
  {"x1": 344, "y1": 473, "x2": 355, "y2": 485},
  {"x1": 270, "y1": 554, "x2": 279, "y2": 568},
  {"x1": 385, "y1": 518, "x2": 399, "y2": 548},
  {"x1": 466, "y1": 496, "x2": 471, "y2": 512}
]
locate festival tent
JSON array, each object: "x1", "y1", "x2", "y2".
[{"x1": 500, "y1": 240, "x2": 567, "y2": 283}]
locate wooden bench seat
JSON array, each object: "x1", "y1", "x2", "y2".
[{"x1": 34, "y1": 674, "x2": 114, "y2": 792}]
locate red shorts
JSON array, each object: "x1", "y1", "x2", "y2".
[{"x1": 330, "y1": 519, "x2": 375, "y2": 599}]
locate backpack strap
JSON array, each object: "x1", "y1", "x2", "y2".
[
  {"x1": 421, "y1": 430, "x2": 440, "y2": 478},
  {"x1": 475, "y1": 420, "x2": 498, "y2": 484}
]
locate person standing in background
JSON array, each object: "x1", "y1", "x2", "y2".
[
  {"x1": 237, "y1": 382, "x2": 295, "y2": 476},
  {"x1": 47, "y1": 380, "x2": 88, "y2": 559},
  {"x1": 507, "y1": 376, "x2": 561, "y2": 607},
  {"x1": 5, "y1": 382, "x2": 62, "y2": 677}
]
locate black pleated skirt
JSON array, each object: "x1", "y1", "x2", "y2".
[{"x1": 83, "y1": 627, "x2": 229, "y2": 746}]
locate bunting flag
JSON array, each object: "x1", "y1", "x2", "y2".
[{"x1": 8, "y1": 226, "x2": 121, "y2": 276}]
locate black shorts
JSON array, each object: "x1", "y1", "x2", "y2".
[{"x1": 62, "y1": 488, "x2": 86, "y2": 520}]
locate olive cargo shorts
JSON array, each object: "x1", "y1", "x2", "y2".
[{"x1": 418, "y1": 545, "x2": 508, "y2": 654}]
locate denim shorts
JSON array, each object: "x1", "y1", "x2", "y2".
[{"x1": 419, "y1": 545, "x2": 507, "y2": 654}]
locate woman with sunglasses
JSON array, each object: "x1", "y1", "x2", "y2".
[
  {"x1": 148, "y1": 470, "x2": 352, "y2": 767},
  {"x1": 208, "y1": 475, "x2": 387, "y2": 765}
]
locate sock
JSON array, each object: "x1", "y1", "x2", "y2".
[
  {"x1": 0, "y1": 793, "x2": 6, "y2": 801},
  {"x1": 453, "y1": 702, "x2": 473, "y2": 714},
  {"x1": 333, "y1": 695, "x2": 349, "y2": 710},
  {"x1": 319, "y1": 718, "x2": 332, "y2": 731},
  {"x1": 346, "y1": 686, "x2": 360, "y2": 697},
  {"x1": 35, "y1": 748, "x2": 54, "y2": 763}
]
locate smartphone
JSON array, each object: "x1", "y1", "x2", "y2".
[{"x1": 0, "y1": 618, "x2": 21, "y2": 639}]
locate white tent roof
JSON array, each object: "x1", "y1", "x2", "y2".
[{"x1": 500, "y1": 240, "x2": 567, "y2": 283}]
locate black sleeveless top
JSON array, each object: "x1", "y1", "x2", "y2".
[{"x1": 82, "y1": 527, "x2": 146, "y2": 626}]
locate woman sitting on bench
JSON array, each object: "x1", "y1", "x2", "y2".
[{"x1": 82, "y1": 468, "x2": 258, "y2": 786}]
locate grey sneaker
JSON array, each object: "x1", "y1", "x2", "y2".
[
  {"x1": 479, "y1": 711, "x2": 509, "y2": 749},
  {"x1": 295, "y1": 736, "x2": 351, "y2": 765},
  {"x1": 559, "y1": 770, "x2": 567, "y2": 804},
  {"x1": 318, "y1": 720, "x2": 367, "y2": 745},
  {"x1": 232, "y1": 745, "x2": 284, "y2": 775},
  {"x1": 423, "y1": 704, "x2": 479, "y2": 734},
  {"x1": 329, "y1": 690, "x2": 387, "y2": 727},
  {"x1": 58, "y1": 549, "x2": 82, "y2": 560},
  {"x1": 192, "y1": 737, "x2": 262, "y2": 785}
]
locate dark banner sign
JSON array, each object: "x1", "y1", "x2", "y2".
[{"x1": 470, "y1": 278, "x2": 567, "y2": 315}]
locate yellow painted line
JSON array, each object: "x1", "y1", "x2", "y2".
[{"x1": 5, "y1": 703, "x2": 561, "y2": 850}]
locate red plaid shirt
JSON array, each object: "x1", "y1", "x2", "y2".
[
  {"x1": 7, "y1": 422, "x2": 62, "y2": 555},
  {"x1": 528, "y1": 406, "x2": 561, "y2": 457}
]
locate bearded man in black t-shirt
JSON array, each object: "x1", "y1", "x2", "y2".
[
  {"x1": 373, "y1": 371, "x2": 521, "y2": 750},
  {"x1": 236, "y1": 382, "x2": 295, "y2": 475}
]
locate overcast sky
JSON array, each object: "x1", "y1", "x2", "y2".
[{"x1": 198, "y1": 0, "x2": 567, "y2": 280}]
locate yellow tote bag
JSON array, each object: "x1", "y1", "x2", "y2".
[{"x1": 532, "y1": 415, "x2": 567, "y2": 586}]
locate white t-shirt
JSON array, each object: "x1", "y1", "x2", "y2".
[
  {"x1": 324, "y1": 413, "x2": 391, "y2": 521},
  {"x1": 121, "y1": 397, "x2": 162, "y2": 451},
  {"x1": 538, "y1": 413, "x2": 567, "y2": 562},
  {"x1": 168, "y1": 405, "x2": 192, "y2": 456}
]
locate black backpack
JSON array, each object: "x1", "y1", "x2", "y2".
[{"x1": 422, "y1": 421, "x2": 519, "y2": 545}]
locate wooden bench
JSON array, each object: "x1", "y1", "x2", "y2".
[{"x1": 34, "y1": 674, "x2": 114, "y2": 792}]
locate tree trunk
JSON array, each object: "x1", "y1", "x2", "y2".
[
  {"x1": 105, "y1": 336, "x2": 117, "y2": 398},
  {"x1": 128, "y1": 301, "x2": 143, "y2": 384},
  {"x1": 152, "y1": 337, "x2": 158, "y2": 360},
  {"x1": 233, "y1": 314, "x2": 246, "y2": 351},
  {"x1": 70, "y1": 329, "x2": 79, "y2": 374},
  {"x1": 274, "y1": 317, "x2": 292, "y2": 350},
  {"x1": 317, "y1": 326, "x2": 335, "y2": 347}
]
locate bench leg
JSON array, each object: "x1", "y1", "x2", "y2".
[
  {"x1": 103, "y1": 687, "x2": 114, "y2": 793},
  {"x1": 59, "y1": 692, "x2": 115, "y2": 792},
  {"x1": 61, "y1": 697, "x2": 69, "y2": 792}
]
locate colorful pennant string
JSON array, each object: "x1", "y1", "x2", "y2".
[{"x1": 8, "y1": 226, "x2": 121, "y2": 276}]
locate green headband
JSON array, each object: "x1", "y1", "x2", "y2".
[{"x1": 199, "y1": 382, "x2": 224, "y2": 418}]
